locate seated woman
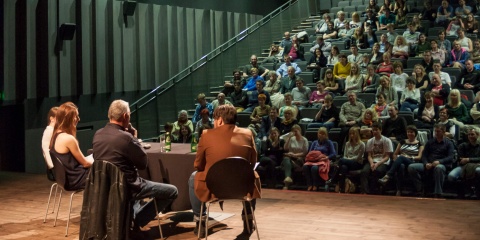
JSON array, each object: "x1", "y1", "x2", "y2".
[
  {"x1": 323, "y1": 69, "x2": 340, "y2": 95},
  {"x1": 281, "y1": 124, "x2": 308, "y2": 190},
  {"x1": 243, "y1": 68, "x2": 264, "y2": 91},
  {"x1": 303, "y1": 127, "x2": 337, "y2": 191},
  {"x1": 376, "y1": 76, "x2": 398, "y2": 106},
  {"x1": 392, "y1": 36, "x2": 409, "y2": 59},
  {"x1": 378, "y1": 125, "x2": 424, "y2": 196},
  {"x1": 279, "y1": 93, "x2": 299, "y2": 120},
  {"x1": 326, "y1": 127, "x2": 365, "y2": 192},
  {"x1": 450, "y1": 40, "x2": 470, "y2": 69},
  {"x1": 371, "y1": 92, "x2": 389, "y2": 118},
  {"x1": 344, "y1": 63, "x2": 364, "y2": 93},
  {"x1": 279, "y1": 107, "x2": 298, "y2": 137},
  {"x1": 49, "y1": 102, "x2": 93, "y2": 190},
  {"x1": 259, "y1": 127, "x2": 284, "y2": 188},
  {"x1": 174, "y1": 125, "x2": 193, "y2": 144},
  {"x1": 357, "y1": 108, "x2": 379, "y2": 141},
  {"x1": 446, "y1": 16, "x2": 462, "y2": 37},
  {"x1": 395, "y1": 8, "x2": 407, "y2": 29},
  {"x1": 400, "y1": 78, "x2": 421, "y2": 112},
  {"x1": 262, "y1": 44, "x2": 284, "y2": 63},
  {"x1": 264, "y1": 72, "x2": 281, "y2": 95},
  {"x1": 351, "y1": 28, "x2": 365, "y2": 49},
  {"x1": 250, "y1": 94, "x2": 271, "y2": 125},
  {"x1": 427, "y1": 73, "x2": 451, "y2": 106},
  {"x1": 327, "y1": 46, "x2": 340, "y2": 66},
  {"x1": 415, "y1": 33, "x2": 431, "y2": 56},
  {"x1": 445, "y1": 89, "x2": 471, "y2": 129},
  {"x1": 172, "y1": 110, "x2": 194, "y2": 140},
  {"x1": 195, "y1": 108, "x2": 213, "y2": 140},
  {"x1": 333, "y1": 54, "x2": 351, "y2": 81},
  {"x1": 369, "y1": 43, "x2": 384, "y2": 65},
  {"x1": 390, "y1": 61, "x2": 408, "y2": 92},
  {"x1": 42, "y1": 106, "x2": 58, "y2": 181},
  {"x1": 363, "y1": 64, "x2": 381, "y2": 93},
  {"x1": 307, "y1": 95, "x2": 338, "y2": 131},
  {"x1": 309, "y1": 81, "x2": 330, "y2": 108},
  {"x1": 411, "y1": 64, "x2": 429, "y2": 91},
  {"x1": 307, "y1": 48, "x2": 328, "y2": 81},
  {"x1": 361, "y1": 26, "x2": 377, "y2": 49},
  {"x1": 435, "y1": 107, "x2": 456, "y2": 139},
  {"x1": 376, "y1": 52, "x2": 394, "y2": 76},
  {"x1": 415, "y1": 91, "x2": 439, "y2": 130}
]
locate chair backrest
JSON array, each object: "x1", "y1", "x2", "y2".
[
  {"x1": 205, "y1": 157, "x2": 255, "y2": 200},
  {"x1": 300, "y1": 108, "x2": 319, "y2": 119},
  {"x1": 398, "y1": 111, "x2": 415, "y2": 126},
  {"x1": 51, "y1": 152, "x2": 68, "y2": 190},
  {"x1": 305, "y1": 130, "x2": 319, "y2": 142}
]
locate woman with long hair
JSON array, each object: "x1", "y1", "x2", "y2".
[
  {"x1": 395, "y1": 8, "x2": 407, "y2": 29},
  {"x1": 328, "y1": 46, "x2": 340, "y2": 66},
  {"x1": 378, "y1": 125, "x2": 424, "y2": 196},
  {"x1": 390, "y1": 61, "x2": 408, "y2": 92},
  {"x1": 309, "y1": 81, "x2": 330, "y2": 108},
  {"x1": 369, "y1": 43, "x2": 384, "y2": 65},
  {"x1": 376, "y1": 76, "x2": 398, "y2": 105},
  {"x1": 303, "y1": 127, "x2": 336, "y2": 191},
  {"x1": 371, "y1": 92, "x2": 389, "y2": 118},
  {"x1": 345, "y1": 63, "x2": 364, "y2": 93},
  {"x1": 49, "y1": 102, "x2": 93, "y2": 190},
  {"x1": 282, "y1": 124, "x2": 308, "y2": 189},
  {"x1": 415, "y1": 91, "x2": 439, "y2": 130},
  {"x1": 445, "y1": 89, "x2": 470, "y2": 128},
  {"x1": 288, "y1": 35, "x2": 300, "y2": 61},
  {"x1": 333, "y1": 54, "x2": 351, "y2": 80},
  {"x1": 307, "y1": 94, "x2": 338, "y2": 131},
  {"x1": 362, "y1": 26, "x2": 378, "y2": 49},
  {"x1": 464, "y1": 13, "x2": 479, "y2": 34},
  {"x1": 350, "y1": 12, "x2": 362, "y2": 29},
  {"x1": 415, "y1": 33, "x2": 431, "y2": 56},
  {"x1": 400, "y1": 78, "x2": 421, "y2": 112},
  {"x1": 174, "y1": 125, "x2": 193, "y2": 143},
  {"x1": 357, "y1": 108, "x2": 379, "y2": 140},
  {"x1": 172, "y1": 110, "x2": 194, "y2": 140},
  {"x1": 438, "y1": 29, "x2": 452, "y2": 52},
  {"x1": 363, "y1": 64, "x2": 381, "y2": 93},
  {"x1": 259, "y1": 127, "x2": 285, "y2": 187},
  {"x1": 308, "y1": 48, "x2": 327, "y2": 80},
  {"x1": 326, "y1": 127, "x2": 365, "y2": 192},
  {"x1": 323, "y1": 69, "x2": 340, "y2": 94},
  {"x1": 392, "y1": 36, "x2": 409, "y2": 59},
  {"x1": 412, "y1": 64, "x2": 429, "y2": 90}
]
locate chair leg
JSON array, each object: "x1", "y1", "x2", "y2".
[
  {"x1": 153, "y1": 199, "x2": 164, "y2": 239},
  {"x1": 52, "y1": 184, "x2": 59, "y2": 213},
  {"x1": 65, "y1": 190, "x2": 81, "y2": 237},
  {"x1": 205, "y1": 202, "x2": 212, "y2": 240},
  {"x1": 54, "y1": 189, "x2": 63, "y2": 227},
  {"x1": 198, "y1": 203, "x2": 204, "y2": 240},
  {"x1": 44, "y1": 183, "x2": 58, "y2": 223},
  {"x1": 250, "y1": 203, "x2": 260, "y2": 239}
]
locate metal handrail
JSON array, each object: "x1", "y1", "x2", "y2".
[{"x1": 130, "y1": 0, "x2": 297, "y2": 113}]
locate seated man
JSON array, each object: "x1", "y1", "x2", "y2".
[
  {"x1": 188, "y1": 105, "x2": 260, "y2": 237},
  {"x1": 222, "y1": 69, "x2": 246, "y2": 96},
  {"x1": 361, "y1": 122, "x2": 393, "y2": 194},
  {"x1": 382, "y1": 105, "x2": 407, "y2": 142},
  {"x1": 259, "y1": 106, "x2": 282, "y2": 140},
  {"x1": 291, "y1": 78, "x2": 312, "y2": 110},
  {"x1": 276, "y1": 55, "x2": 302, "y2": 79},
  {"x1": 322, "y1": 22, "x2": 338, "y2": 42},
  {"x1": 279, "y1": 66, "x2": 302, "y2": 94},
  {"x1": 315, "y1": 13, "x2": 332, "y2": 34},
  {"x1": 403, "y1": 23, "x2": 420, "y2": 47},
  {"x1": 192, "y1": 93, "x2": 213, "y2": 125},
  {"x1": 447, "y1": 127, "x2": 480, "y2": 198},
  {"x1": 244, "y1": 80, "x2": 271, "y2": 113},
  {"x1": 211, "y1": 92, "x2": 232, "y2": 111},
  {"x1": 347, "y1": 45, "x2": 364, "y2": 65},
  {"x1": 243, "y1": 55, "x2": 269, "y2": 79},
  {"x1": 92, "y1": 100, "x2": 178, "y2": 234},
  {"x1": 408, "y1": 124, "x2": 454, "y2": 197},
  {"x1": 456, "y1": 59, "x2": 480, "y2": 92},
  {"x1": 230, "y1": 80, "x2": 248, "y2": 112},
  {"x1": 429, "y1": 62, "x2": 452, "y2": 86},
  {"x1": 379, "y1": 8, "x2": 396, "y2": 30},
  {"x1": 310, "y1": 36, "x2": 332, "y2": 57}
]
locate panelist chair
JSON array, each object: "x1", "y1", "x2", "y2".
[
  {"x1": 42, "y1": 152, "x2": 60, "y2": 224},
  {"x1": 198, "y1": 157, "x2": 260, "y2": 239},
  {"x1": 50, "y1": 154, "x2": 85, "y2": 237}
]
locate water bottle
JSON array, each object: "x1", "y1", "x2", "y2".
[
  {"x1": 165, "y1": 132, "x2": 171, "y2": 152},
  {"x1": 190, "y1": 134, "x2": 197, "y2": 153}
]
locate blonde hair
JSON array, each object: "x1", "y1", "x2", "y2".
[
  {"x1": 348, "y1": 127, "x2": 361, "y2": 143},
  {"x1": 363, "y1": 108, "x2": 379, "y2": 122},
  {"x1": 448, "y1": 89, "x2": 462, "y2": 108},
  {"x1": 317, "y1": 127, "x2": 329, "y2": 140}
]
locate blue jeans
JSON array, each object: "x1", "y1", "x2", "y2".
[
  {"x1": 302, "y1": 165, "x2": 321, "y2": 187},
  {"x1": 386, "y1": 156, "x2": 415, "y2": 191},
  {"x1": 448, "y1": 166, "x2": 480, "y2": 181},
  {"x1": 133, "y1": 179, "x2": 178, "y2": 227},
  {"x1": 400, "y1": 101, "x2": 418, "y2": 112},
  {"x1": 408, "y1": 163, "x2": 446, "y2": 194},
  {"x1": 307, "y1": 121, "x2": 335, "y2": 131},
  {"x1": 189, "y1": 171, "x2": 255, "y2": 218}
]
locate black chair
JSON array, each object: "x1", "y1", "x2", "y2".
[
  {"x1": 356, "y1": 93, "x2": 376, "y2": 107},
  {"x1": 50, "y1": 154, "x2": 85, "y2": 237},
  {"x1": 199, "y1": 157, "x2": 260, "y2": 239},
  {"x1": 459, "y1": 89, "x2": 475, "y2": 102},
  {"x1": 237, "y1": 113, "x2": 252, "y2": 128},
  {"x1": 300, "y1": 108, "x2": 319, "y2": 120},
  {"x1": 398, "y1": 111, "x2": 415, "y2": 126},
  {"x1": 305, "y1": 129, "x2": 319, "y2": 142}
]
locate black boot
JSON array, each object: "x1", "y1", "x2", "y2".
[{"x1": 241, "y1": 214, "x2": 255, "y2": 235}]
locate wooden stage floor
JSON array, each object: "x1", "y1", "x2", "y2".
[{"x1": 0, "y1": 171, "x2": 479, "y2": 240}]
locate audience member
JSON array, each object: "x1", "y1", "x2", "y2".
[
  {"x1": 427, "y1": 73, "x2": 451, "y2": 106},
  {"x1": 230, "y1": 80, "x2": 248, "y2": 112},
  {"x1": 259, "y1": 127, "x2": 284, "y2": 188},
  {"x1": 429, "y1": 62, "x2": 452, "y2": 86},
  {"x1": 378, "y1": 125, "x2": 424, "y2": 196},
  {"x1": 310, "y1": 36, "x2": 332, "y2": 57},
  {"x1": 281, "y1": 124, "x2": 308, "y2": 189},
  {"x1": 280, "y1": 31, "x2": 293, "y2": 56},
  {"x1": 408, "y1": 124, "x2": 454, "y2": 197},
  {"x1": 307, "y1": 94, "x2": 338, "y2": 131},
  {"x1": 327, "y1": 46, "x2": 340, "y2": 66},
  {"x1": 243, "y1": 68, "x2": 265, "y2": 91},
  {"x1": 192, "y1": 93, "x2": 213, "y2": 125},
  {"x1": 376, "y1": 76, "x2": 398, "y2": 105},
  {"x1": 211, "y1": 93, "x2": 232, "y2": 111},
  {"x1": 307, "y1": 48, "x2": 327, "y2": 81},
  {"x1": 357, "y1": 108, "x2": 379, "y2": 141},
  {"x1": 364, "y1": 8, "x2": 380, "y2": 31},
  {"x1": 348, "y1": 45, "x2": 364, "y2": 65},
  {"x1": 450, "y1": 40, "x2": 470, "y2": 69},
  {"x1": 315, "y1": 13, "x2": 332, "y2": 34},
  {"x1": 430, "y1": 40, "x2": 446, "y2": 66},
  {"x1": 172, "y1": 110, "x2": 194, "y2": 140},
  {"x1": 264, "y1": 72, "x2": 281, "y2": 94},
  {"x1": 400, "y1": 78, "x2": 421, "y2": 112},
  {"x1": 243, "y1": 55, "x2": 269, "y2": 79},
  {"x1": 371, "y1": 93, "x2": 389, "y2": 118},
  {"x1": 436, "y1": 0, "x2": 454, "y2": 26},
  {"x1": 303, "y1": 127, "x2": 336, "y2": 191},
  {"x1": 435, "y1": 107, "x2": 457, "y2": 139},
  {"x1": 333, "y1": 54, "x2": 351, "y2": 81},
  {"x1": 445, "y1": 89, "x2": 471, "y2": 128},
  {"x1": 339, "y1": 91, "x2": 366, "y2": 129},
  {"x1": 456, "y1": 28, "x2": 473, "y2": 52},
  {"x1": 382, "y1": 105, "x2": 408, "y2": 141},
  {"x1": 250, "y1": 94, "x2": 271, "y2": 126},
  {"x1": 324, "y1": 69, "x2": 340, "y2": 95},
  {"x1": 415, "y1": 34, "x2": 431, "y2": 56},
  {"x1": 412, "y1": 64, "x2": 429, "y2": 90},
  {"x1": 279, "y1": 93, "x2": 299, "y2": 119},
  {"x1": 309, "y1": 81, "x2": 329, "y2": 108},
  {"x1": 279, "y1": 107, "x2": 298, "y2": 136},
  {"x1": 322, "y1": 22, "x2": 338, "y2": 41},
  {"x1": 376, "y1": 53, "x2": 394, "y2": 75},
  {"x1": 344, "y1": 63, "x2": 364, "y2": 93},
  {"x1": 279, "y1": 66, "x2": 301, "y2": 94},
  {"x1": 222, "y1": 69, "x2": 245, "y2": 96},
  {"x1": 244, "y1": 80, "x2": 271, "y2": 113},
  {"x1": 379, "y1": 8, "x2": 396, "y2": 30},
  {"x1": 390, "y1": 61, "x2": 408, "y2": 92},
  {"x1": 363, "y1": 64, "x2": 381, "y2": 93},
  {"x1": 174, "y1": 125, "x2": 193, "y2": 144},
  {"x1": 361, "y1": 122, "x2": 393, "y2": 194},
  {"x1": 392, "y1": 35, "x2": 410, "y2": 59},
  {"x1": 457, "y1": 59, "x2": 480, "y2": 92},
  {"x1": 386, "y1": 23, "x2": 398, "y2": 45},
  {"x1": 195, "y1": 109, "x2": 213, "y2": 140},
  {"x1": 259, "y1": 107, "x2": 282, "y2": 140},
  {"x1": 276, "y1": 56, "x2": 302, "y2": 79},
  {"x1": 415, "y1": 91, "x2": 439, "y2": 130}
]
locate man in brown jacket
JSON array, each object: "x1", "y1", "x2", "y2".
[{"x1": 188, "y1": 105, "x2": 260, "y2": 237}]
